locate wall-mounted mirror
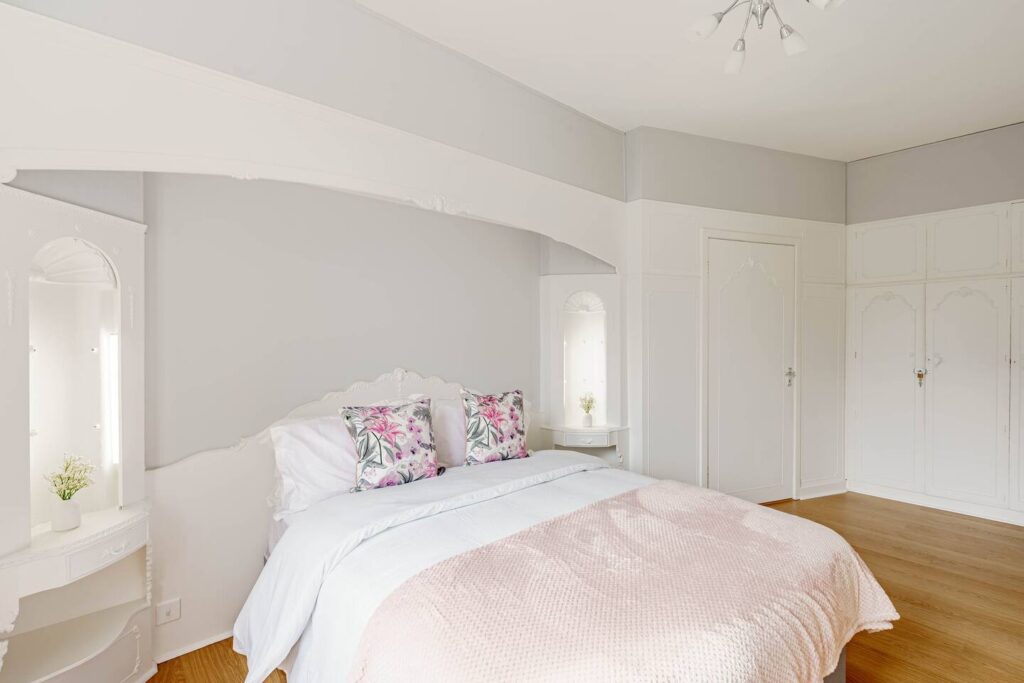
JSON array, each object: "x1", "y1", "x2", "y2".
[
  {"x1": 29, "y1": 237, "x2": 121, "y2": 527},
  {"x1": 563, "y1": 290, "x2": 607, "y2": 427}
]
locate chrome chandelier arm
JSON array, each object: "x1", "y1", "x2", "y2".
[{"x1": 740, "y1": 1, "x2": 755, "y2": 38}]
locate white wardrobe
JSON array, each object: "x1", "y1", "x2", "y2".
[{"x1": 847, "y1": 202, "x2": 1024, "y2": 524}]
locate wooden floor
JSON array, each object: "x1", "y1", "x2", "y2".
[
  {"x1": 769, "y1": 493, "x2": 1024, "y2": 682},
  {"x1": 153, "y1": 493, "x2": 1024, "y2": 682},
  {"x1": 150, "y1": 638, "x2": 285, "y2": 683}
]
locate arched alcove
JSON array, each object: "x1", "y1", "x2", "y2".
[
  {"x1": 563, "y1": 291, "x2": 608, "y2": 427},
  {"x1": 29, "y1": 237, "x2": 121, "y2": 527}
]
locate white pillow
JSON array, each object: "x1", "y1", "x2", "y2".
[
  {"x1": 270, "y1": 416, "x2": 357, "y2": 519},
  {"x1": 433, "y1": 398, "x2": 467, "y2": 468}
]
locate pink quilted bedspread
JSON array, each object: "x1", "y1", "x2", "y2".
[{"x1": 348, "y1": 481, "x2": 897, "y2": 682}]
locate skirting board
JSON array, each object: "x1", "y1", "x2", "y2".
[
  {"x1": 135, "y1": 665, "x2": 159, "y2": 683},
  {"x1": 798, "y1": 480, "x2": 847, "y2": 500},
  {"x1": 155, "y1": 629, "x2": 234, "y2": 664},
  {"x1": 848, "y1": 480, "x2": 1024, "y2": 527}
]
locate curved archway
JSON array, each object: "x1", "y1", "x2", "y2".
[{"x1": 0, "y1": 6, "x2": 627, "y2": 270}]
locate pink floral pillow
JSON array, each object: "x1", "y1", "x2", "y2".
[
  {"x1": 462, "y1": 389, "x2": 529, "y2": 465},
  {"x1": 341, "y1": 398, "x2": 439, "y2": 491}
]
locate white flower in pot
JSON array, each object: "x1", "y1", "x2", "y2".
[
  {"x1": 579, "y1": 392, "x2": 596, "y2": 428},
  {"x1": 45, "y1": 454, "x2": 95, "y2": 531}
]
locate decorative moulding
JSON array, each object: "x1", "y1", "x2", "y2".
[
  {"x1": 565, "y1": 290, "x2": 606, "y2": 313},
  {"x1": 409, "y1": 194, "x2": 469, "y2": 217}
]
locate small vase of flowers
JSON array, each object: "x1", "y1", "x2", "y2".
[
  {"x1": 579, "y1": 392, "x2": 596, "y2": 427},
  {"x1": 45, "y1": 454, "x2": 95, "y2": 532}
]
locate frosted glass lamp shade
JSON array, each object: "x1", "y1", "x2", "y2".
[
  {"x1": 724, "y1": 40, "x2": 746, "y2": 75},
  {"x1": 687, "y1": 13, "x2": 722, "y2": 41},
  {"x1": 780, "y1": 25, "x2": 808, "y2": 56}
]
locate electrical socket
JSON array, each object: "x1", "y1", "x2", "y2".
[{"x1": 156, "y1": 598, "x2": 181, "y2": 625}]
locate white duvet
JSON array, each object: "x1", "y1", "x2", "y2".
[{"x1": 234, "y1": 451, "x2": 648, "y2": 682}]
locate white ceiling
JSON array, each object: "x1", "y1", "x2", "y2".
[{"x1": 356, "y1": 0, "x2": 1024, "y2": 161}]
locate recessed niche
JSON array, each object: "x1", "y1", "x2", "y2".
[
  {"x1": 563, "y1": 290, "x2": 607, "y2": 427},
  {"x1": 29, "y1": 238, "x2": 121, "y2": 528}
]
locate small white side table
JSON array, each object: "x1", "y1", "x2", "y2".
[{"x1": 541, "y1": 425, "x2": 629, "y2": 467}]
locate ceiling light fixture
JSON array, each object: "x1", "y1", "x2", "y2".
[{"x1": 688, "y1": 0, "x2": 845, "y2": 75}]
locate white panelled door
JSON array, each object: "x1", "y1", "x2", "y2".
[
  {"x1": 925, "y1": 279, "x2": 1010, "y2": 507},
  {"x1": 847, "y1": 285, "x2": 926, "y2": 491},
  {"x1": 1011, "y1": 279, "x2": 1024, "y2": 512},
  {"x1": 707, "y1": 239, "x2": 795, "y2": 503}
]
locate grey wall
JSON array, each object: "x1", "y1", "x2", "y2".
[
  {"x1": 847, "y1": 122, "x2": 1024, "y2": 224},
  {"x1": 2, "y1": 0, "x2": 624, "y2": 200},
  {"x1": 10, "y1": 170, "x2": 144, "y2": 222},
  {"x1": 626, "y1": 127, "x2": 847, "y2": 224},
  {"x1": 145, "y1": 174, "x2": 543, "y2": 467}
]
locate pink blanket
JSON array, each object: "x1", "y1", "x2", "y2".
[{"x1": 349, "y1": 481, "x2": 897, "y2": 682}]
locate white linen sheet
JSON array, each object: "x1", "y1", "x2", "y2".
[{"x1": 234, "y1": 451, "x2": 646, "y2": 683}]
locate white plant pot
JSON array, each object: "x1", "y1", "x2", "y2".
[
  {"x1": 51, "y1": 498, "x2": 81, "y2": 532},
  {"x1": 582, "y1": 413, "x2": 594, "y2": 428}
]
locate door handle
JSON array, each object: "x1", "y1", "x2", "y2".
[
  {"x1": 914, "y1": 368, "x2": 928, "y2": 386},
  {"x1": 784, "y1": 367, "x2": 796, "y2": 387}
]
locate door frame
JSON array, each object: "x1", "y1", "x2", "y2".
[{"x1": 701, "y1": 229, "x2": 802, "y2": 501}]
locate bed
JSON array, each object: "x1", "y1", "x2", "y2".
[
  {"x1": 150, "y1": 369, "x2": 894, "y2": 683},
  {"x1": 235, "y1": 450, "x2": 896, "y2": 682}
]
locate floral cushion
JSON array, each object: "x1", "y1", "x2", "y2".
[
  {"x1": 341, "y1": 398, "x2": 439, "y2": 491},
  {"x1": 462, "y1": 389, "x2": 529, "y2": 465}
]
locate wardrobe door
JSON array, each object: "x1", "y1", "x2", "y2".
[
  {"x1": 847, "y1": 285, "x2": 926, "y2": 491},
  {"x1": 1009, "y1": 279, "x2": 1024, "y2": 512},
  {"x1": 925, "y1": 279, "x2": 1010, "y2": 507}
]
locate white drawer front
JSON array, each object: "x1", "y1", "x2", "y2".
[
  {"x1": 562, "y1": 432, "x2": 611, "y2": 448},
  {"x1": 68, "y1": 521, "x2": 147, "y2": 582}
]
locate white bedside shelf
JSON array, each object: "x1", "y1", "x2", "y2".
[
  {"x1": 0, "y1": 598, "x2": 150, "y2": 683},
  {"x1": 1, "y1": 505, "x2": 148, "y2": 599},
  {"x1": 0, "y1": 506, "x2": 153, "y2": 683},
  {"x1": 541, "y1": 425, "x2": 628, "y2": 465}
]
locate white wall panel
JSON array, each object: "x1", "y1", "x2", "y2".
[
  {"x1": 800, "y1": 222, "x2": 846, "y2": 284},
  {"x1": 800, "y1": 284, "x2": 845, "y2": 490},
  {"x1": 1012, "y1": 203, "x2": 1024, "y2": 273},
  {"x1": 643, "y1": 211, "x2": 700, "y2": 276},
  {"x1": 642, "y1": 276, "x2": 700, "y2": 485}
]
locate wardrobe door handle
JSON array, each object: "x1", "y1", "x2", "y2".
[{"x1": 914, "y1": 368, "x2": 928, "y2": 387}]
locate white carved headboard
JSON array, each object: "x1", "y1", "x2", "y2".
[{"x1": 147, "y1": 369, "x2": 533, "y2": 663}]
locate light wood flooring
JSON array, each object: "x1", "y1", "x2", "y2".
[
  {"x1": 152, "y1": 492, "x2": 1024, "y2": 682},
  {"x1": 768, "y1": 493, "x2": 1024, "y2": 682}
]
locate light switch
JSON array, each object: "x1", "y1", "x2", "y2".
[{"x1": 156, "y1": 598, "x2": 181, "y2": 625}]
